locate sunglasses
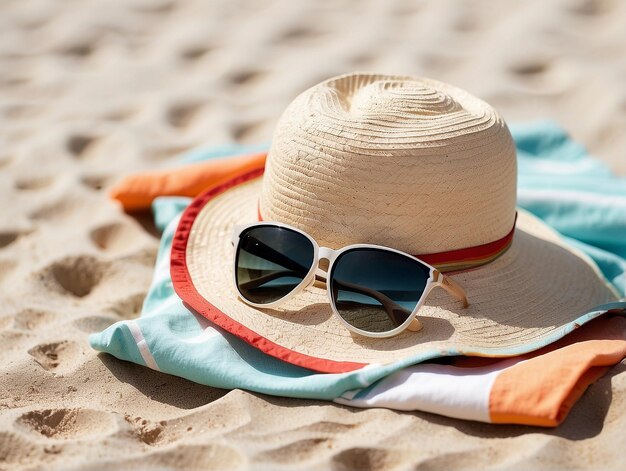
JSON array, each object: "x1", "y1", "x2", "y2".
[{"x1": 231, "y1": 222, "x2": 468, "y2": 338}]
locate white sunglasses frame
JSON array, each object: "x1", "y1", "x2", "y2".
[{"x1": 231, "y1": 221, "x2": 468, "y2": 338}]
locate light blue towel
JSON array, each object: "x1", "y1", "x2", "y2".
[{"x1": 90, "y1": 121, "x2": 626, "y2": 407}]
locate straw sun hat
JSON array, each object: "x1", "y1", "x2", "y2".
[{"x1": 171, "y1": 73, "x2": 619, "y2": 373}]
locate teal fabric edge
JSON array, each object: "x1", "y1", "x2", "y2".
[
  {"x1": 89, "y1": 119, "x2": 626, "y2": 402},
  {"x1": 92, "y1": 321, "x2": 148, "y2": 369},
  {"x1": 90, "y1": 304, "x2": 626, "y2": 400}
]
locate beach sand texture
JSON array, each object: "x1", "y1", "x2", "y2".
[{"x1": 1, "y1": 0, "x2": 626, "y2": 469}]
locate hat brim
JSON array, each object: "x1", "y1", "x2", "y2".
[{"x1": 171, "y1": 168, "x2": 619, "y2": 373}]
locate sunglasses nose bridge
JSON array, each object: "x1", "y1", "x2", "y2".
[
  {"x1": 305, "y1": 247, "x2": 335, "y2": 288},
  {"x1": 318, "y1": 246, "x2": 334, "y2": 262}
]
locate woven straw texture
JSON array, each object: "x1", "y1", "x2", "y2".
[
  {"x1": 260, "y1": 73, "x2": 517, "y2": 254},
  {"x1": 184, "y1": 73, "x2": 617, "y2": 365},
  {"x1": 185, "y1": 177, "x2": 616, "y2": 365}
]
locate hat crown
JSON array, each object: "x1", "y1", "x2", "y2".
[
  {"x1": 347, "y1": 79, "x2": 461, "y2": 118},
  {"x1": 260, "y1": 73, "x2": 517, "y2": 254}
]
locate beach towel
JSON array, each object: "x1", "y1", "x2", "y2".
[{"x1": 90, "y1": 121, "x2": 626, "y2": 427}]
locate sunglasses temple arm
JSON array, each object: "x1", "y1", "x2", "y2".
[
  {"x1": 434, "y1": 271, "x2": 469, "y2": 308},
  {"x1": 240, "y1": 273, "x2": 421, "y2": 331},
  {"x1": 238, "y1": 270, "x2": 305, "y2": 291}
]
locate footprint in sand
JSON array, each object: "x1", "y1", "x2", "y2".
[
  {"x1": 14, "y1": 176, "x2": 54, "y2": 191},
  {"x1": 293, "y1": 420, "x2": 361, "y2": 434},
  {"x1": 227, "y1": 69, "x2": 265, "y2": 87},
  {"x1": 125, "y1": 416, "x2": 167, "y2": 446},
  {"x1": 40, "y1": 255, "x2": 106, "y2": 298},
  {"x1": 107, "y1": 292, "x2": 146, "y2": 317},
  {"x1": 13, "y1": 309, "x2": 59, "y2": 331},
  {"x1": 0, "y1": 330, "x2": 32, "y2": 355},
  {"x1": 27, "y1": 340, "x2": 81, "y2": 373},
  {"x1": 253, "y1": 421, "x2": 362, "y2": 465},
  {"x1": 63, "y1": 43, "x2": 94, "y2": 58},
  {"x1": 138, "y1": 444, "x2": 245, "y2": 470},
  {"x1": 166, "y1": 101, "x2": 203, "y2": 128},
  {"x1": 568, "y1": 0, "x2": 613, "y2": 16},
  {"x1": 180, "y1": 45, "x2": 211, "y2": 62},
  {"x1": 80, "y1": 174, "x2": 112, "y2": 191},
  {"x1": 509, "y1": 60, "x2": 549, "y2": 77},
  {"x1": 124, "y1": 394, "x2": 252, "y2": 448},
  {"x1": 15, "y1": 409, "x2": 118, "y2": 440},
  {"x1": 231, "y1": 121, "x2": 263, "y2": 142},
  {"x1": 28, "y1": 197, "x2": 79, "y2": 222},
  {"x1": 73, "y1": 315, "x2": 116, "y2": 333},
  {"x1": 277, "y1": 24, "x2": 325, "y2": 43},
  {"x1": 89, "y1": 222, "x2": 145, "y2": 255},
  {"x1": 0, "y1": 230, "x2": 25, "y2": 249},
  {"x1": 332, "y1": 446, "x2": 413, "y2": 471},
  {"x1": 66, "y1": 134, "x2": 99, "y2": 159},
  {"x1": 257, "y1": 437, "x2": 333, "y2": 464},
  {"x1": 102, "y1": 106, "x2": 137, "y2": 122}
]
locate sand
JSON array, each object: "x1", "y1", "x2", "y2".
[{"x1": 1, "y1": 0, "x2": 625, "y2": 469}]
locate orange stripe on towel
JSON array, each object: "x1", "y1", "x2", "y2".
[
  {"x1": 489, "y1": 316, "x2": 626, "y2": 427},
  {"x1": 110, "y1": 152, "x2": 267, "y2": 211}
]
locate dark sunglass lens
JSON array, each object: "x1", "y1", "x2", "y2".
[
  {"x1": 330, "y1": 248, "x2": 430, "y2": 333},
  {"x1": 236, "y1": 226, "x2": 315, "y2": 304}
]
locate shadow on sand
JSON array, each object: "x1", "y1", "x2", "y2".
[{"x1": 98, "y1": 352, "x2": 229, "y2": 409}]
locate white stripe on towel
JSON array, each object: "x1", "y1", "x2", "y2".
[
  {"x1": 334, "y1": 358, "x2": 521, "y2": 423},
  {"x1": 126, "y1": 320, "x2": 160, "y2": 372}
]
